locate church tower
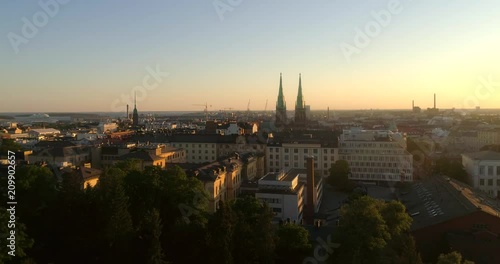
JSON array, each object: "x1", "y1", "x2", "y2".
[
  {"x1": 132, "y1": 92, "x2": 139, "y2": 127},
  {"x1": 275, "y1": 73, "x2": 287, "y2": 127},
  {"x1": 294, "y1": 73, "x2": 306, "y2": 126}
]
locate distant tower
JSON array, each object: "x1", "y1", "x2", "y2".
[
  {"x1": 126, "y1": 104, "x2": 129, "y2": 120},
  {"x1": 434, "y1": 93, "x2": 436, "y2": 109},
  {"x1": 132, "y1": 93, "x2": 139, "y2": 127},
  {"x1": 275, "y1": 73, "x2": 287, "y2": 127},
  {"x1": 294, "y1": 73, "x2": 307, "y2": 126}
]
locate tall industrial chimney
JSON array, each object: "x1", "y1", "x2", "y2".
[
  {"x1": 434, "y1": 93, "x2": 436, "y2": 109},
  {"x1": 126, "y1": 104, "x2": 129, "y2": 120},
  {"x1": 412, "y1": 100, "x2": 414, "y2": 110},
  {"x1": 305, "y1": 157, "x2": 317, "y2": 225}
]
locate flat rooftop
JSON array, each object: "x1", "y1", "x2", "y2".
[{"x1": 261, "y1": 170, "x2": 297, "y2": 182}]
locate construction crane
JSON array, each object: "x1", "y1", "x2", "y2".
[{"x1": 192, "y1": 103, "x2": 211, "y2": 121}]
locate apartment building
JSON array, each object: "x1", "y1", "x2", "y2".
[
  {"x1": 338, "y1": 128, "x2": 413, "y2": 183},
  {"x1": 255, "y1": 169, "x2": 305, "y2": 223},
  {"x1": 266, "y1": 142, "x2": 337, "y2": 178},
  {"x1": 462, "y1": 151, "x2": 500, "y2": 198},
  {"x1": 28, "y1": 141, "x2": 90, "y2": 167}
]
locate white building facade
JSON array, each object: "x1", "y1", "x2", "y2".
[
  {"x1": 462, "y1": 151, "x2": 500, "y2": 198},
  {"x1": 255, "y1": 170, "x2": 305, "y2": 223},
  {"x1": 266, "y1": 143, "x2": 337, "y2": 178},
  {"x1": 338, "y1": 128, "x2": 413, "y2": 183}
]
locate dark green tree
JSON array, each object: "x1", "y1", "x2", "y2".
[
  {"x1": 433, "y1": 157, "x2": 469, "y2": 184},
  {"x1": 14, "y1": 165, "x2": 58, "y2": 262},
  {"x1": 0, "y1": 138, "x2": 22, "y2": 153},
  {"x1": 94, "y1": 167, "x2": 134, "y2": 262},
  {"x1": 206, "y1": 201, "x2": 235, "y2": 264},
  {"x1": 328, "y1": 160, "x2": 354, "y2": 191},
  {"x1": 331, "y1": 196, "x2": 420, "y2": 264},
  {"x1": 275, "y1": 223, "x2": 312, "y2": 264},
  {"x1": 0, "y1": 208, "x2": 34, "y2": 263},
  {"x1": 140, "y1": 209, "x2": 166, "y2": 264},
  {"x1": 436, "y1": 251, "x2": 475, "y2": 264},
  {"x1": 231, "y1": 196, "x2": 276, "y2": 264}
]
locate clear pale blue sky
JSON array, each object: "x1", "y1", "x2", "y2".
[{"x1": 1, "y1": 0, "x2": 500, "y2": 113}]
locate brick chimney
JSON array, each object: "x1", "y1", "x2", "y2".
[{"x1": 305, "y1": 157, "x2": 317, "y2": 225}]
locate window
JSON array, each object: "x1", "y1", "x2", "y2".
[
  {"x1": 488, "y1": 166, "x2": 493, "y2": 176},
  {"x1": 488, "y1": 179, "x2": 493, "y2": 186},
  {"x1": 480, "y1": 179, "x2": 485, "y2": 186},
  {"x1": 304, "y1": 149, "x2": 308, "y2": 154},
  {"x1": 313, "y1": 149, "x2": 318, "y2": 154},
  {"x1": 497, "y1": 167, "x2": 500, "y2": 175},
  {"x1": 294, "y1": 149, "x2": 298, "y2": 153},
  {"x1": 479, "y1": 166, "x2": 485, "y2": 175}
]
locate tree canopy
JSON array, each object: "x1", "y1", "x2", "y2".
[
  {"x1": 331, "y1": 196, "x2": 422, "y2": 264},
  {"x1": 436, "y1": 251, "x2": 475, "y2": 264},
  {"x1": 327, "y1": 160, "x2": 355, "y2": 191},
  {"x1": 1, "y1": 162, "x2": 315, "y2": 263},
  {"x1": 433, "y1": 157, "x2": 469, "y2": 184}
]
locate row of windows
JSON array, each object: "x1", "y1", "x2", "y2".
[
  {"x1": 191, "y1": 149, "x2": 216, "y2": 154},
  {"x1": 351, "y1": 167, "x2": 411, "y2": 174},
  {"x1": 479, "y1": 179, "x2": 500, "y2": 187},
  {"x1": 166, "y1": 152, "x2": 184, "y2": 160},
  {"x1": 340, "y1": 142, "x2": 400, "y2": 148},
  {"x1": 478, "y1": 166, "x2": 500, "y2": 176},
  {"x1": 187, "y1": 156, "x2": 216, "y2": 161},
  {"x1": 341, "y1": 155, "x2": 409, "y2": 162},
  {"x1": 267, "y1": 168, "x2": 330, "y2": 176},
  {"x1": 261, "y1": 198, "x2": 281, "y2": 204},
  {"x1": 351, "y1": 173, "x2": 411, "y2": 180},
  {"x1": 340, "y1": 149, "x2": 405, "y2": 155},
  {"x1": 172, "y1": 143, "x2": 215, "y2": 148},
  {"x1": 268, "y1": 147, "x2": 334, "y2": 154},
  {"x1": 269, "y1": 161, "x2": 328, "y2": 168},
  {"x1": 269, "y1": 154, "x2": 335, "y2": 161},
  {"x1": 350, "y1": 162, "x2": 408, "y2": 168}
]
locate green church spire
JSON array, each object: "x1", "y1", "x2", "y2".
[
  {"x1": 296, "y1": 73, "x2": 305, "y2": 109},
  {"x1": 276, "y1": 73, "x2": 286, "y2": 110}
]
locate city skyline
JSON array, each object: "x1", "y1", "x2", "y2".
[{"x1": 2, "y1": 1, "x2": 500, "y2": 112}]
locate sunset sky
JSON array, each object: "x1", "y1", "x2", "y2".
[{"x1": 1, "y1": 0, "x2": 500, "y2": 113}]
